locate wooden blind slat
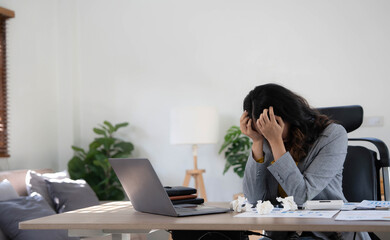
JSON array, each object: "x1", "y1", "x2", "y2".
[
  {"x1": 0, "y1": 7, "x2": 15, "y2": 18},
  {"x1": 0, "y1": 13, "x2": 10, "y2": 158}
]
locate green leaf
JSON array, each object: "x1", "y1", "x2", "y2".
[
  {"x1": 225, "y1": 126, "x2": 241, "y2": 141},
  {"x1": 68, "y1": 156, "x2": 85, "y2": 180},
  {"x1": 233, "y1": 165, "x2": 245, "y2": 178},
  {"x1": 103, "y1": 121, "x2": 115, "y2": 133},
  {"x1": 71, "y1": 146, "x2": 86, "y2": 154},
  {"x1": 219, "y1": 140, "x2": 233, "y2": 154},
  {"x1": 106, "y1": 186, "x2": 125, "y2": 200},
  {"x1": 112, "y1": 152, "x2": 131, "y2": 158},
  {"x1": 93, "y1": 128, "x2": 106, "y2": 136},
  {"x1": 100, "y1": 124, "x2": 109, "y2": 132},
  {"x1": 114, "y1": 122, "x2": 129, "y2": 131},
  {"x1": 86, "y1": 165, "x2": 105, "y2": 183},
  {"x1": 114, "y1": 142, "x2": 134, "y2": 154},
  {"x1": 109, "y1": 169, "x2": 121, "y2": 184},
  {"x1": 218, "y1": 126, "x2": 242, "y2": 153},
  {"x1": 223, "y1": 162, "x2": 231, "y2": 175},
  {"x1": 89, "y1": 141, "x2": 102, "y2": 150},
  {"x1": 94, "y1": 152, "x2": 107, "y2": 161},
  {"x1": 219, "y1": 125, "x2": 250, "y2": 178},
  {"x1": 84, "y1": 149, "x2": 100, "y2": 164},
  {"x1": 93, "y1": 159, "x2": 110, "y2": 172},
  {"x1": 95, "y1": 176, "x2": 110, "y2": 187},
  {"x1": 95, "y1": 138, "x2": 115, "y2": 153}
]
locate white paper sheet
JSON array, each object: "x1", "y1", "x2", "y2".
[
  {"x1": 341, "y1": 202, "x2": 359, "y2": 211},
  {"x1": 335, "y1": 210, "x2": 390, "y2": 221},
  {"x1": 356, "y1": 200, "x2": 390, "y2": 209},
  {"x1": 234, "y1": 208, "x2": 339, "y2": 219}
]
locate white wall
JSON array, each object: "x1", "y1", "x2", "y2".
[
  {"x1": 1, "y1": 0, "x2": 390, "y2": 201},
  {"x1": 0, "y1": 0, "x2": 60, "y2": 171}
]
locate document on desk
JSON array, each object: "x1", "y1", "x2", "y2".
[
  {"x1": 335, "y1": 210, "x2": 390, "y2": 221},
  {"x1": 356, "y1": 200, "x2": 390, "y2": 210},
  {"x1": 235, "y1": 208, "x2": 339, "y2": 219},
  {"x1": 341, "y1": 202, "x2": 359, "y2": 211}
]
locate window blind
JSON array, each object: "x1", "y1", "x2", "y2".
[{"x1": 0, "y1": 7, "x2": 15, "y2": 158}]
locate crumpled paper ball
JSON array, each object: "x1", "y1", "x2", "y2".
[
  {"x1": 276, "y1": 196, "x2": 298, "y2": 211},
  {"x1": 230, "y1": 196, "x2": 252, "y2": 213},
  {"x1": 256, "y1": 200, "x2": 274, "y2": 214}
]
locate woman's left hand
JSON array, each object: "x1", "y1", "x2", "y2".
[{"x1": 256, "y1": 106, "x2": 285, "y2": 144}]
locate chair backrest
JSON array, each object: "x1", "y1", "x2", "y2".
[
  {"x1": 318, "y1": 105, "x2": 389, "y2": 202},
  {"x1": 343, "y1": 146, "x2": 379, "y2": 201},
  {"x1": 317, "y1": 105, "x2": 363, "y2": 132}
]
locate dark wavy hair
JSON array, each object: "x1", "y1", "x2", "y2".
[{"x1": 243, "y1": 83, "x2": 333, "y2": 161}]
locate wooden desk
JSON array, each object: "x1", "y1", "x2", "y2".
[{"x1": 19, "y1": 202, "x2": 390, "y2": 237}]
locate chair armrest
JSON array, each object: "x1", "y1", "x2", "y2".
[{"x1": 349, "y1": 138, "x2": 390, "y2": 167}]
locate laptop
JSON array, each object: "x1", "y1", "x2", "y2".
[{"x1": 109, "y1": 158, "x2": 230, "y2": 217}]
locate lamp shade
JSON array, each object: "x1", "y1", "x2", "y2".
[{"x1": 170, "y1": 107, "x2": 219, "y2": 145}]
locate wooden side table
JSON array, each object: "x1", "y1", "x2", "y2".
[{"x1": 183, "y1": 169, "x2": 207, "y2": 202}]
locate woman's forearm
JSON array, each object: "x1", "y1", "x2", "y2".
[
  {"x1": 269, "y1": 138, "x2": 286, "y2": 161},
  {"x1": 252, "y1": 140, "x2": 264, "y2": 161}
]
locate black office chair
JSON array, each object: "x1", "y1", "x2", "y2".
[{"x1": 318, "y1": 105, "x2": 390, "y2": 202}]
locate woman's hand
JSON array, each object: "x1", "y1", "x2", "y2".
[
  {"x1": 256, "y1": 106, "x2": 286, "y2": 161},
  {"x1": 240, "y1": 111, "x2": 264, "y2": 161},
  {"x1": 240, "y1": 111, "x2": 263, "y2": 143},
  {"x1": 256, "y1": 106, "x2": 285, "y2": 144}
]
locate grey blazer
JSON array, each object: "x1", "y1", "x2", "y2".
[{"x1": 243, "y1": 123, "x2": 370, "y2": 240}]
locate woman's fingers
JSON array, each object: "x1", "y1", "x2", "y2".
[
  {"x1": 275, "y1": 115, "x2": 285, "y2": 128},
  {"x1": 247, "y1": 119, "x2": 255, "y2": 134},
  {"x1": 240, "y1": 111, "x2": 258, "y2": 136},
  {"x1": 269, "y1": 106, "x2": 276, "y2": 122},
  {"x1": 259, "y1": 113, "x2": 266, "y2": 126},
  {"x1": 246, "y1": 118, "x2": 251, "y2": 129},
  {"x1": 240, "y1": 121, "x2": 248, "y2": 134},
  {"x1": 245, "y1": 119, "x2": 258, "y2": 137},
  {"x1": 240, "y1": 112, "x2": 249, "y2": 125},
  {"x1": 256, "y1": 118, "x2": 263, "y2": 130},
  {"x1": 262, "y1": 109, "x2": 270, "y2": 123},
  {"x1": 240, "y1": 111, "x2": 248, "y2": 122},
  {"x1": 256, "y1": 109, "x2": 285, "y2": 143},
  {"x1": 240, "y1": 112, "x2": 249, "y2": 133}
]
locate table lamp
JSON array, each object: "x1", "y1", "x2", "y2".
[{"x1": 170, "y1": 106, "x2": 219, "y2": 202}]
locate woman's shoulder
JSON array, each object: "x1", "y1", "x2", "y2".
[
  {"x1": 320, "y1": 123, "x2": 347, "y2": 140},
  {"x1": 310, "y1": 123, "x2": 348, "y2": 154}
]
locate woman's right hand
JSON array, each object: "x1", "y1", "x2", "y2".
[{"x1": 240, "y1": 111, "x2": 263, "y2": 143}]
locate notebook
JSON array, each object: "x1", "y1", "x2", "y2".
[{"x1": 109, "y1": 158, "x2": 230, "y2": 217}]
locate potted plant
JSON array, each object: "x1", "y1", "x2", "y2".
[
  {"x1": 68, "y1": 121, "x2": 134, "y2": 200},
  {"x1": 219, "y1": 126, "x2": 251, "y2": 178}
]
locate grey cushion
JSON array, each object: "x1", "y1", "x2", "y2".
[
  {"x1": 45, "y1": 178, "x2": 99, "y2": 213},
  {"x1": 0, "y1": 228, "x2": 8, "y2": 240},
  {"x1": 0, "y1": 179, "x2": 19, "y2": 201},
  {"x1": 0, "y1": 194, "x2": 77, "y2": 240},
  {"x1": 25, "y1": 170, "x2": 68, "y2": 210},
  {"x1": 0, "y1": 179, "x2": 18, "y2": 240}
]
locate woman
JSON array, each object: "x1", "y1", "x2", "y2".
[{"x1": 241, "y1": 83, "x2": 369, "y2": 240}]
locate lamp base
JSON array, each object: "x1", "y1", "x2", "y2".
[{"x1": 183, "y1": 169, "x2": 207, "y2": 202}]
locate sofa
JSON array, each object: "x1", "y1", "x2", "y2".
[
  {"x1": 0, "y1": 169, "x2": 53, "y2": 196},
  {"x1": 0, "y1": 169, "x2": 102, "y2": 240}
]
